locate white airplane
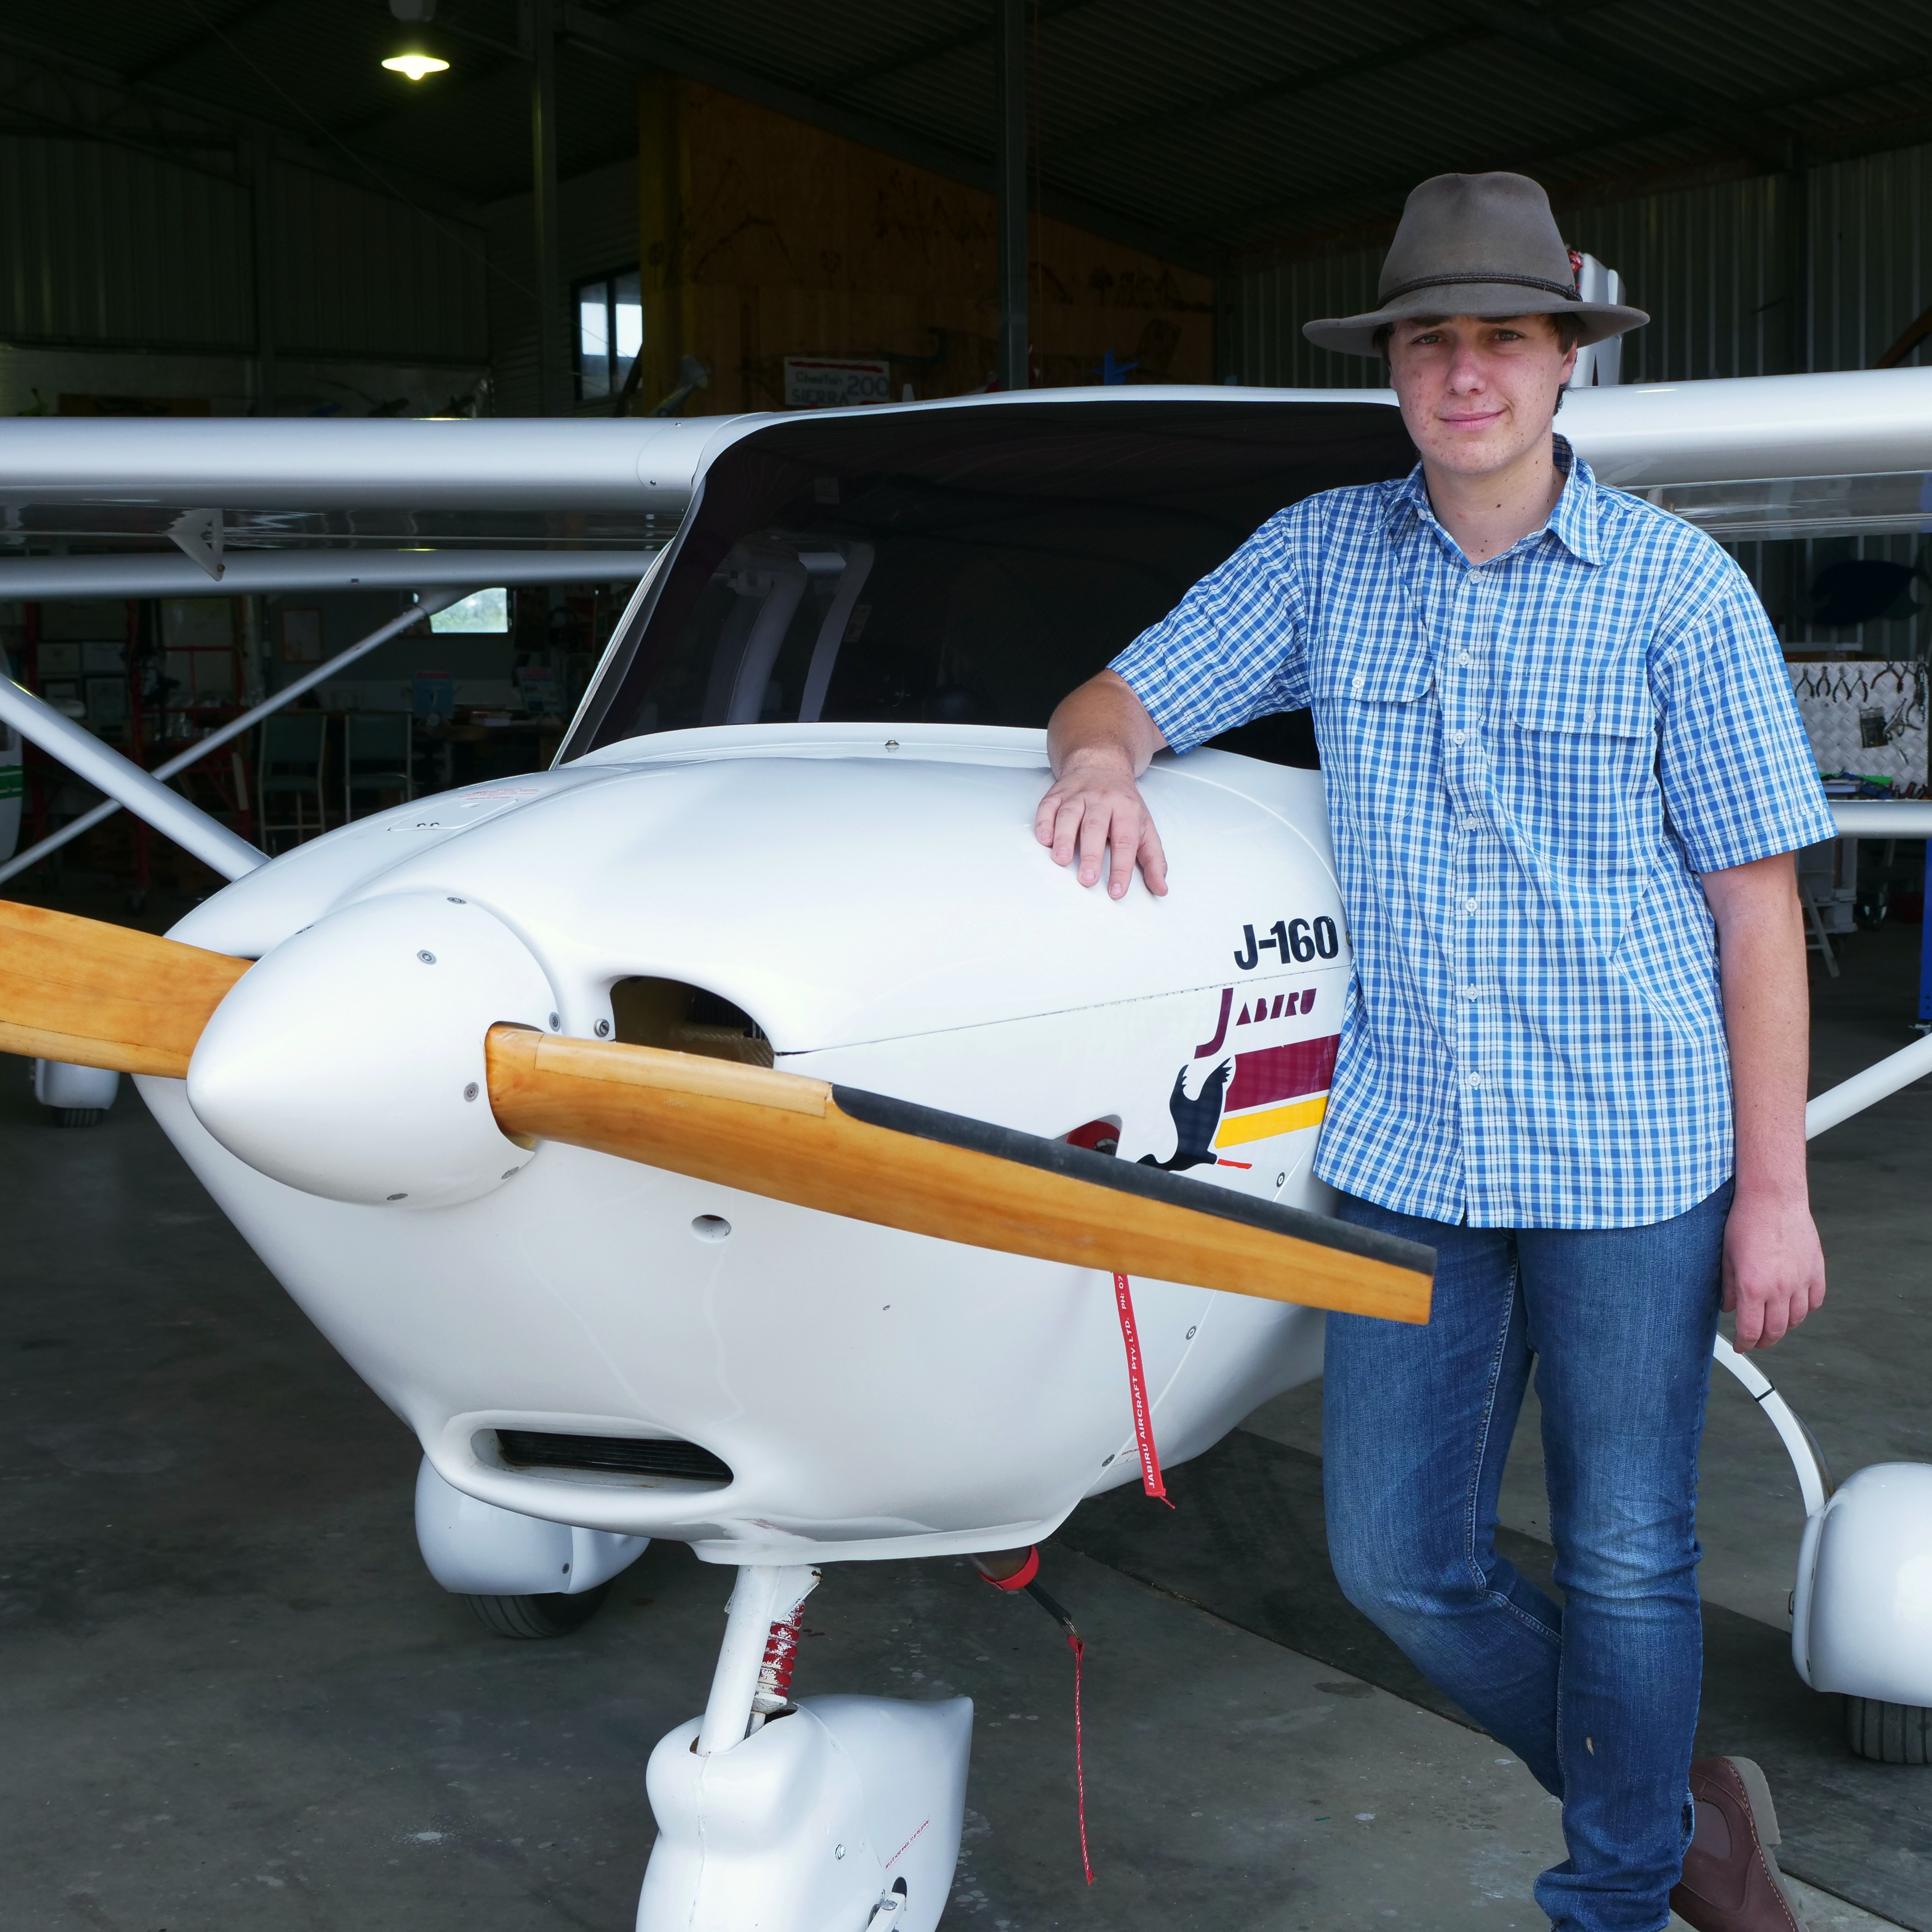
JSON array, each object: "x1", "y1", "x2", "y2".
[{"x1": 1, "y1": 372, "x2": 1930, "y2": 1930}]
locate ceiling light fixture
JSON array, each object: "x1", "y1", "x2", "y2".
[
  {"x1": 381, "y1": 51, "x2": 450, "y2": 80},
  {"x1": 384, "y1": 0, "x2": 445, "y2": 78}
]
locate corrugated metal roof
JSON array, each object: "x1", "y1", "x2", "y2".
[{"x1": 4, "y1": 0, "x2": 1931, "y2": 269}]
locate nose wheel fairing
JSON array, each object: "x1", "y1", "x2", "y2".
[{"x1": 639, "y1": 1562, "x2": 971, "y2": 1932}]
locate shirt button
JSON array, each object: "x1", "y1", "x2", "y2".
[
  {"x1": 1351, "y1": 675, "x2": 1365, "y2": 696},
  {"x1": 1584, "y1": 708, "x2": 1598, "y2": 724},
  {"x1": 1458, "y1": 654, "x2": 1474, "y2": 668},
  {"x1": 1464, "y1": 985, "x2": 1479, "y2": 999},
  {"x1": 1450, "y1": 728, "x2": 1466, "y2": 745},
  {"x1": 1465, "y1": 896, "x2": 1478, "y2": 913},
  {"x1": 1465, "y1": 1073, "x2": 1482, "y2": 1089}
]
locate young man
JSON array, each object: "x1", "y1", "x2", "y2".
[{"x1": 1035, "y1": 173, "x2": 1834, "y2": 1932}]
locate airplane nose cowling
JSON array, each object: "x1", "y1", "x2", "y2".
[{"x1": 185, "y1": 890, "x2": 558, "y2": 1208}]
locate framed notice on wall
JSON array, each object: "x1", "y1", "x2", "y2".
[
  {"x1": 280, "y1": 608, "x2": 324, "y2": 664},
  {"x1": 783, "y1": 357, "x2": 892, "y2": 410}
]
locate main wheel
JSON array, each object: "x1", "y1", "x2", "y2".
[
  {"x1": 52, "y1": 1108, "x2": 105, "y2": 1128},
  {"x1": 462, "y1": 1583, "x2": 612, "y2": 1639},
  {"x1": 1844, "y1": 1695, "x2": 1932, "y2": 1764}
]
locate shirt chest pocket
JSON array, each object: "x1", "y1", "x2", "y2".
[
  {"x1": 1315, "y1": 652, "x2": 1436, "y2": 773},
  {"x1": 1505, "y1": 667, "x2": 1654, "y2": 742},
  {"x1": 1317, "y1": 648, "x2": 1436, "y2": 710}
]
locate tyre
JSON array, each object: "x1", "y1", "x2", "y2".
[
  {"x1": 1844, "y1": 1695, "x2": 1932, "y2": 1764},
  {"x1": 52, "y1": 1108, "x2": 105, "y2": 1128},
  {"x1": 461, "y1": 1582, "x2": 611, "y2": 1639}
]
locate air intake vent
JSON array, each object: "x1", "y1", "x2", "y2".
[{"x1": 495, "y1": 1430, "x2": 733, "y2": 1485}]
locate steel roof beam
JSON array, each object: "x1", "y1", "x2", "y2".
[
  {"x1": 1228, "y1": 48, "x2": 1932, "y2": 252},
  {"x1": 119, "y1": 0, "x2": 295, "y2": 90},
  {"x1": 1224, "y1": 112, "x2": 1686, "y2": 249},
  {"x1": 1449, "y1": 0, "x2": 1794, "y2": 172},
  {"x1": 1041, "y1": 0, "x2": 1655, "y2": 160},
  {"x1": 808, "y1": 0, "x2": 1105, "y2": 98},
  {"x1": 1042, "y1": 24, "x2": 1494, "y2": 159},
  {"x1": 557, "y1": 3, "x2": 1220, "y2": 275},
  {"x1": 0, "y1": 23, "x2": 485, "y2": 222}
]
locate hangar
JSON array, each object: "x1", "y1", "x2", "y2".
[{"x1": 2, "y1": 5, "x2": 1932, "y2": 1929}]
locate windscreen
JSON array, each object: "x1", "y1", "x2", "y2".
[{"x1": 567, "y1": 398, "x2": 1416, "y2": 767}]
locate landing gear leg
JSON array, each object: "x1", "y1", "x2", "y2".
[
  {"x1": 696, "y1": 1563, "x2": 819, "y2": 1754},
  {"x1": 636, "y1": 1564, "x2": 973, "y2": 1932}
]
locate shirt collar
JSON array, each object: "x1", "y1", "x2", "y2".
[{"x1": 1385, "y1": 432, "x2": 1604, "y2": 567}]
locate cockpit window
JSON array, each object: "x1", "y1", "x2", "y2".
[{"x1": 566, "y1": 399, "x2": 1415, "y2": 764}]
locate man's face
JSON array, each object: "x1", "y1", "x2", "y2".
[{"x1": 1386, "y1": 314, "x2": 1577, "y2": 481}]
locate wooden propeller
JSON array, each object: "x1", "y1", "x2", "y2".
[
  {"x1": 0, "y1": 900, "x2": 1432, "y2": 1323},
  {"x1": 0, "y1": 899, "x2": 250, "y2": 1075}
]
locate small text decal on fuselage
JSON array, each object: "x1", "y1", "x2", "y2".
[{"x1": 1234, "y1": 918, "x2": 1339, "y2": 971}]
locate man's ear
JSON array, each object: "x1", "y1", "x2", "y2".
[{"x1": 1552, "y1": 338, "x2": 1580, "y2": 412}]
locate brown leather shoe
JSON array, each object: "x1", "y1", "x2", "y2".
[{"x1": 1669, "y1": 1757, "x2": 1807, "y2": 1932}]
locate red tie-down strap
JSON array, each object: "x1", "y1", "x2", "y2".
[
  {"x1": 966, "y1": 1265, "x2": 1171, "y2": 1889},
  {"x1": 1113, "y1": 1273, "x2": 1171, "y2": 1506},
  {"x1": 975, "y1": 1551, "x2": 1093, "y2": 1887},
  {"x1": 1067, "y1": 1622, "x2": 1090, "y2": 1885}
]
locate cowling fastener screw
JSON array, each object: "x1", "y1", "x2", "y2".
[
  {"x1": 595, "y1": 1018, "x2": 612, "y2": 1038},
  {"x1": 417, "y1": 950, "x2": 436, "y2": 965},
  {"x1": 463, "y1": 1082, "x2": 480, "y2": 1102}
]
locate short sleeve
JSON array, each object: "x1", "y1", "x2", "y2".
[
  {"x1": 1108, "y1": 506, "x2": 1312, "y2": 754},
  {"x1": 1652, "y1": 555, "x2": 1837, "y2": 873}
]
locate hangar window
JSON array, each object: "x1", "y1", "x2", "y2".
[
  {"x1": 566, "y1": 398, "x2": 1417, "y2": 769},
  {"x1": 575, "y1": 268, "x2": 643, "y2": 401}
]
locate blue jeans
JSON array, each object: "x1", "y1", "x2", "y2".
[{"x1": 1323, "y1": 1184, "x2": 1730, "y2": 1932}]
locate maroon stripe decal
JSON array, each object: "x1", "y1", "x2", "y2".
[{"x1": 1225, "y1": 1036, "x2": 1340, "y2": 1113}]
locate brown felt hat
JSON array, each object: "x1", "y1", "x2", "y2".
[{"x1": 1303, "y1": 172, "x2": 1648, "y2": 358}]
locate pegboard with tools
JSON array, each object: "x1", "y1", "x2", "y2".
[{"x1": 1788, "y1": 660, "x2": 1929, "y2": 792}]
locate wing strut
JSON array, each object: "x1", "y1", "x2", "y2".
[{"x1": 0, "y1": 587, "x2": 475, "y2": 885}]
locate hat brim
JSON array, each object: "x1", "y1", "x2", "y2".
[{"x1": 1302, "y1": 283, "x2": 1649, "y2": 357}]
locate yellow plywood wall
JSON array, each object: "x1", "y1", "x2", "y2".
[{"x1": 638, "y1": 77, "x2": 1216, "y2": 414}]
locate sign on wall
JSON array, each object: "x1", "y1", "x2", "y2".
[{"x1": 784, "y1": 357, "x2": 892, "y2": 410}]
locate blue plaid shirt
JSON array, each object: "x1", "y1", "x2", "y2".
[{"x1": 1112, "y1": 439, "x2": 1835, "y2": 1229}]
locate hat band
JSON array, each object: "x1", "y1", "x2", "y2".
[{"x1": 1378, "y1": 270, "x2": 1581, "y2": 304}]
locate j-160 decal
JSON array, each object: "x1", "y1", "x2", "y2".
[{"x1": 1234, "y1": 917, "x2": 1340, "y2": 970}]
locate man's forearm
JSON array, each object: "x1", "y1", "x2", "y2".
[
  {"x1": 1046, "y1": 670, "x2": 1167, "y2": 778},
  {"x1": 1700, "y1": 851, "x2": 1825, "y2": 1348},
  {"x1": 1705, "y1": 855, "x2": 1810, "y2": 1200}
]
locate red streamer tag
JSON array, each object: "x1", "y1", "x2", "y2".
[
  {"x1": 1113, "y1": 1272, "x2": 1171, "y2": 1506},
  {"x1": 1068, "y1": 1626, "x2": 1093, "y2": 1886}
]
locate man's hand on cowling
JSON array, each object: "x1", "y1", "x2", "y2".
[
  {"x1": 1036, "y1": 671, "x2": 1171, "y2": 899},
  {"x1": 1034, "y1": 749, "x2": 1170, "y2": 900}
]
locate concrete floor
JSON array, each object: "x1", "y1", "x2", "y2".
[{"x1": 1, "y1": 881, "x2": 1926, "y2": 1930}]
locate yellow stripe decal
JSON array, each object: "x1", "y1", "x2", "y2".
[{"x1": 1213, "y1": 1094, "x2": 1327, "y2": 1148}]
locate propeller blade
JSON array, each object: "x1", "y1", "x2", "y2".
[
  {"x1": 0, "y1": 900, "x2": 249, "y2": 1076},
  {"x1": 484, "y1": 1028, "x2": 1432, "y2": 1323},
  {"x1": 0, "y1": 901, "x2": 1432, "y2": 1321}
]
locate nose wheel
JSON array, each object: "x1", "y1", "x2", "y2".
[
  {"x1": 462, "y1": 1583, "x2": 612, "y2": 1639},
  {"x1": 1843, "y1": 1696, "x2": 1932, "y2": 1765}
]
